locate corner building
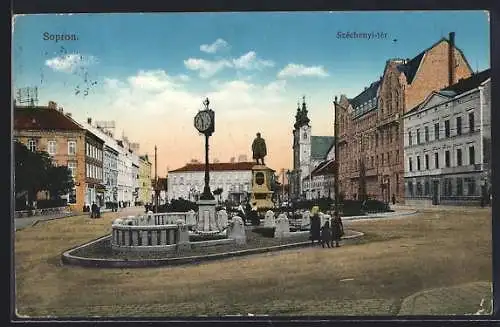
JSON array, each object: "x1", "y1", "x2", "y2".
[{"x1": 335, "y1": 32, "x2": 473, "y2": 203}]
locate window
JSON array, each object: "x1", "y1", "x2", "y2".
[
  {"x1": 409, "y1": 157, "x2": 413, "y2": 172},
  {"x1": 469, "y1": 146, "x2": 475, "y2": 165},
  {"x1": 425, "y1": 154, "x2": 429, "y2": 170},
  {"x1": 456, "y1": 116, "x2": 462, "y2": 135},
  {"x1": 445, "y1": 120, "x2": 450, "y2": 138},
  {"x1": 68, "y1": 187, "x2": 77, "y2": 204},
  {"x1": 417, "y1": 156, "x2": 421, "y2": 170},
  {"x1": 434, "y1": 153, "x2": 439, "y2": 169},
  {"x1": 396, "y1": 150, "x2": 399, "y2": 163},
  {"x1": 434, "y1": 123, "x2": 439, "y2": 140},
  {"x1": 467, "y1": 178, "x2": 476, "y2": 195},
  {"x1": 416, "y1": 129, "x2": 421, "y2": 144},
  {"x1": 444, "y1": 178, "x2": 452, "y2": 196},
  {"x1": 424, "y1": 126, "x2": 429, "y2": 142},
  {"x1": 424, "y1": 181, "x2": 430, "y2": 195},
  {"x1": 86, "y1": 143, "x2": 90, "y2": 156},
  {"x1": 407, "y1": 181, "x2": 414, "y2": 197},
  {"x1": 67, "y1": 161, "x2": 76, "y2": 178},
  {"x1": 445, "y1": 150, "x2": 450, "y2": 167},
  {"x1": 68, "y1": 141, "x2": 76, "y2": 155},
  {"x1": 456, "y1": 178, "x2": 463, "y2": 196},
  {"x1": 28, "y1": 139, "x2": 36, "y2": 152},
  {"x1": 456, "y1": 148, "x2": 462, "y2": 166},
  {"x1": 416, "y1": 182, "x2": 423, "y2": 196},
  {"x1": 469, "y1": 112, "x2": 475, "y2": 133},
  {"x1": 86, "y1": 163, "x2": 90, "y2": 178},
  {"x1": 408, "y1": 131, "x2": 413, "y2": 146},
  {"x1": 46, "y1": 141, "x2": 57, "y2": 155}
]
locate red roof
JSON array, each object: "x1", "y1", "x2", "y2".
[
  {"x1": 14, "y1": 106, "x2": 83, "y2": 131},
  {"x1": 170, "y1": 162, "x2": 258, "y2": 173}
]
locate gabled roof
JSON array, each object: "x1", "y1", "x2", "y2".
[
  {"x1": 169, "y1": 162, "x2": 262, "y2": 173},
  {"x1": 311, "y1": 136, "x2": 335, "y2": 160},
  {"x1": 406, "y1": 68, "x2": 491, "y2": 115},
  {"x1": 14, "y1": 106, "x2": 84, "y2": 131},
  {"x1": 302, "y1": 159, "x2": 336, "y2": 180}
]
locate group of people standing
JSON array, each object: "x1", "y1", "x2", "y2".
[{"x1": 310, "y1": 206, "x2": 344, "y2": 248}]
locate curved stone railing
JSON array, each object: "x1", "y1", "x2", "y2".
[
  {"x1": 111, "y1": 217, "x2": 189, "y2": 252},
  {"x1": 147, "y1": 211, "x2": 197, "y2": 226}
]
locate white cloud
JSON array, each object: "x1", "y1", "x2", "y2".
[
  {"x1": 277, "y1": 63, "x2": 329, "y2": 79},
  {"x1": 45, "y1": 53, "x2": 97, "y2": 73},
  {"x1": 184, "y1": 58, "x2": 232, "y2": 79},
  {"x1": 102, "y1": 69, "x2": 288, "y2": 118},
  {"x1": 232, "y1": 51, "x2": 274, "y2": 70},
  {"x1": 200, "y1": 38, "x2": 229, "y2": 54},
  {"x1": 184, "y1": 51, "x2": 274, "y2": 78}
]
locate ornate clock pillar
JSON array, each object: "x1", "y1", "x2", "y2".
[{"x1": 194, "y1": 98, "x2": 218, "y2": 231}]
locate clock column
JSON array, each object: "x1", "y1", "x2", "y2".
[{"x1": 194, "y1": 98, "x2": 218, "y2": 232}]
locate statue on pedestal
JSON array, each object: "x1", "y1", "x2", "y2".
[{"x1": 252, "y1": 132, "x2": 267, "y2": 165}]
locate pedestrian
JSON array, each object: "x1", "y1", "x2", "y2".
[
  {"x1": 392, "y1": 194, "x2": 396, "y2": 205},
  {"x1": 310, "y1": 206, "x2": 321, "y2": 246},
  {"x1": 331, "y1": 211, "x2": 344, "y2": 248},
  {"x1": 321, "y1": 220, "x2": 332, "y2": 248},
  {"x1": 91, "y1": 201, "x2": 97, "y2": 218}
]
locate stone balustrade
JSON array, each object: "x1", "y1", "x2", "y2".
[
  {"x1": 136, "y1": 211, "x2": 196, "y2": 226},
  {"x1": 111, "y1": 216, "x2": 189, "y2": 252}
]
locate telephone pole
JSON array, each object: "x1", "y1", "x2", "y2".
[
  {"x1": 154, "y1": 145, "x2": 158, "y2": 213},
  {"x1": 333, "y1": 96, "x2": 340, "y2": 214}
]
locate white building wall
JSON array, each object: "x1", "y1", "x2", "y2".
[
  {"x1": 403, "y1": 78, "x2": 491, "y2": 206},
  {"x1": 168, "y1": 170, "x2": 253, "y2": 202}
]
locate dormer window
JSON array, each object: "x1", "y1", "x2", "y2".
[{"x1": 303, "y1": 132, "x2": 307, "y2": 139}]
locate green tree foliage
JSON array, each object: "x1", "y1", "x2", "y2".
[{"x1": 14, "y1": 140, "x2": 74, "y2": 203}]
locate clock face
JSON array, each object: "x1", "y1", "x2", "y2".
[{"x1": 194, "y1": 111, "x2": 212, "y2": 132}]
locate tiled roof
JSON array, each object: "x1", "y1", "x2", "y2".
[
  {"x1": 311, "y1": 136, "x2": 335, "y2": 160},
  {"x1": 440, "y1": 68, "x2": 490, "y2": 94},
  {"x1": 396, "y1": 51, "x2": 425, "y2": 84},
  {"x1": 349, "y1": 80, "x2": 381, "y2": 108},
  {"x1": 14, "y1": 106, "x2": 84, "y2": 131},
  {"x1": 169, "y1": 162, "x2": 260, "y2": 173},
  {"x1": 302, "y1": 159, "x2": 336, "y2": 180}
]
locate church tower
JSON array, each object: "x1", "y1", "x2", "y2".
[{"x1": 292, "y1": 96, "x2": 311, "y2": 199}]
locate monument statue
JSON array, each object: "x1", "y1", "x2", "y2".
[{"x1": 252, "y1": 132, "x2": 267, "y2": 165}]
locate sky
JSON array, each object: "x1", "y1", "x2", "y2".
[{"x1": 12, "y1": 11, "x2": 490, "y2": 176}]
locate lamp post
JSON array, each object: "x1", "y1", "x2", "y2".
[
  {"x1": 154, "y1": 145, "x2": 158, "y2": 213},
  {"x1": 333, "y1": 96, "x2": 340, "y2": 215}
]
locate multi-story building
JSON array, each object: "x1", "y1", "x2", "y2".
[
  {"x1": 290, "y1": 97, "x2": 335, "y2": 200},
  {"x1": 131, "y1": 151, "x2": 140, "y2": 204},
  {"x1": 302, "y1": 159, "x2": 336, "y2": 199},
  {"x1": 335, "y1": 32, "x2": 473, "y2": 203},
  {"x1": 403, "y1": 69, "x2": 490, "y2": 206},
  {"x1": 138, "y1": 155, "x2": 152, "y2": 205},
  {"x1": 116, "y1": 140, "x2": 133, "y2": 206},
  {"x1": 80, "y1": 118, "x2": 120, "y2": 205},
  {"x1": 168, "y1": 162, "x2": 256, "y2": 204},
  {"x1": 14, "y1": 101, "x2": 104, "y2": 211}
]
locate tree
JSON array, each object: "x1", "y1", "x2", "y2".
[
  {"x1": 15, "y1": 141, "x2": 52, "y2": 204},
  {"x1": 46, "y1": 166, "x2": 74, "y2": 199},
  {"x1": 358, "y1": 159, "x2": 367, "y2": 201}
]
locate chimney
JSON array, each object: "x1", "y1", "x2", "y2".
[
  {"x1": 448, "y1": 32, "x2": 456, "y2": 86},
  {"x1": 87, "y1": 117, "x2": 92, "y2": 125},
  {"x1": 48, "y1": 101, "x2": 57, "y2": 109}
]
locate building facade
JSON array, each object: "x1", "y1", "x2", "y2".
[
  {"x1": 14, "y1": 101, "x2": 104, "y2": 211},
  {"x1": 84, "y1": 131, "x2": 105, "y2": 207},
  {"x1": 335, "y1": 32, "x2": 473, "y2": 203},
  {"x1": 290, "y1": 97, "x2": 335, "y2": 200},
  {"x1": 138, "y1": 155, "x2": 152, "y2": 205},
  {"x1": 168, "y1": 162, "x2": 255, "y2": 204},
  {"x1": 302, "y1": 159, "x2": 336, "y2": 200},
  {"x1": 403, "y1": 69, "x2": 491, "y2": 206}
]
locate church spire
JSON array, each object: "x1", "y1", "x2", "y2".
[{"x1": 301, "y1": 95, "x2": 310, "y2": 126}]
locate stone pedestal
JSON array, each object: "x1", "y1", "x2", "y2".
[
  {"x1": 197, "y1": 199, "x2": 218, "y2": 231},
  {"x1": 250, "y1": 165, "x2": 275, "y2": 210}
]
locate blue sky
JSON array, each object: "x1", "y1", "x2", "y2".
[{"x1": 12, "y1": 11, "x2": 490, "y2": 174}]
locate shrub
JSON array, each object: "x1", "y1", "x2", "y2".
[
  {"x1": 15, "y1": 198, "x2": 28, "y2": 211},
  {"x1": 340, "y1": 200, "x2": 363, "y2": 216},
  {"x1": 364, "y1": 199, "x2": 390, "y2": 212},
  {"x1": 252, "y1": 227, "x2": 275, "y2": 238},
  {"x1": 189, "y1": 234, "x2": 227, "y2": 242}
]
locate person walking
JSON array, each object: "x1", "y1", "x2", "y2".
[
  {"x1": 320, "y1": 220, "x2": 332, "y2": 248},
  {"x1": 310, "y1": 206, "x2": 321, "y2": 246},
  {"x1": 90, "y1": 201, "x2": 97, "y2": 219},
  {"x1": 331, "y1": 211, "x2": 344, "y2": 248}
]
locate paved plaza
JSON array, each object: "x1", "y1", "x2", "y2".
[{"x1": 14, "y1": 206, "x2": 492, "y2": 317}]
